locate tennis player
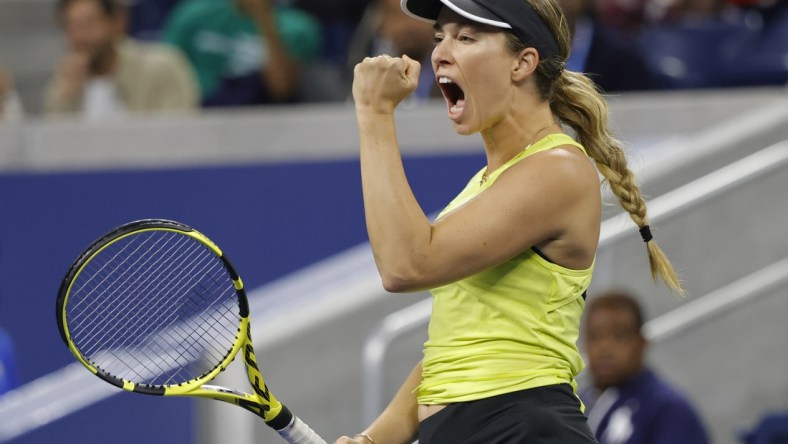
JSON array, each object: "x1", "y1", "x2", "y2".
[{"x1": 337, "y1": 0, "x2": 683, "y2": 443}]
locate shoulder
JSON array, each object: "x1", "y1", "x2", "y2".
[
  {"x1": 638, "y1": 371, "x2": 703, "y2": 418},
  {"x1": 508, "y1": 143, "x2": 599, "y2": 194},
  {"x1": 489, "y1": 143, "x2": 601, "y2": 240},
  {"x1": 620, "y1": 372, "x2": 709, "y2": 442},
  {"x1": 276, "y1": 6, "x2": 321, "y2": 27},
  {"x1": 123, "y1": 40, "x2": 190, "y2": 70},
  {"x1": 163, "y1": 0, "x2": 232, "y2": 37},
  {"x1": 168, "y1": 0, "x2": 223, "y2": 20},
  {"x1": 649, "y1": 389, "x2": 709, "y2": 442},
  {"x1": 274, "y1": 7, "x2": 322, "y2": 51}
]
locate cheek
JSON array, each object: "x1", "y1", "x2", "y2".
[
  {"x1": 67, "y1": 23, "x2": 102, "y2": 47},
  {"x1": 465, "y1": 58, "x2": 512, "y2": 105},
  {"x1": 460, "y1": 69, "x2": 506, "y2": 108}
]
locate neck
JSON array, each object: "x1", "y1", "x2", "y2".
[{"x1": 480, "y1": 101, "x2": 558, "y2": 173}]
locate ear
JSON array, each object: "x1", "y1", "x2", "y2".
[{"x1": 512, "y1": 47, "x2": 539, "y2": 82}]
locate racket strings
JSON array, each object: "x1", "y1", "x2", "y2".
[
  {"x1": 68, "y1": 236, "x2": 171, "y2": 340},
  {"x1": 65, "y1": 230, "x2": 242, "y2": 386},
  {"x1": 70, "y1": 232, "x2": 202, "y2": 377},
  {"x1": 106, "y1": 271, "x2": 239, "y2": 384},
  {"x1": 91, "y1": 247, "x2": 237, "y2": 383},
  {"x1": 74, "y1": 234, "x2": 206, "y2": 362},
  {"x1": 113, "y1": 236, "x2": 238, "y2": 379},
  {"x1": 69, "y1": 232, "x2": 194, "y2": 338},
  {"x1": 93, "y1": 239, "x2": 221, "y2": 353}
]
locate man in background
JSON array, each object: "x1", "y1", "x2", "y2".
[
  {"x1": 45, "y1": 0, "x2": 198, "y2": 120},
  {"x1": 581, "y1": 291, "x2": 710, "y2": 444},
  {"x1": 161, "y1": 0, "x2": 321, "y2": 106}
]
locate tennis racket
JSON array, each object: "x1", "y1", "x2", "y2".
[{"x1": 56, "y1": 219, "x2": 326, "y2": 444}]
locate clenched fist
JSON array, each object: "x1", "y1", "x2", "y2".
[{"x1": 353, "y1": 54, "x2": 421, "y2": 114}]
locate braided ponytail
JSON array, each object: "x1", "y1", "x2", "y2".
[
  {"x1": 509, "y1": 0, "x2": 685, "y2": 295},
  {"x1": 550, "y1": 71, "x2": 685, "y2": 295}
]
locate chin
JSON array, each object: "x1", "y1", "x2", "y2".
[
  {"x1": 450, "y1": 118, "x2": 482, "y2": 136},
  {"x1": 452, "y1": 125, "x2": 475, "y2": 136}
]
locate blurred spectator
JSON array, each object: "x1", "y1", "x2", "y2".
[
  {"x1": 555, "y1": 0, "x2": 660, "y2": 92},
  {"x1": 44, "y1": 0, "x2": 199, "y2": 120},
  {"x1": 126, "y1": 0, "x2": 182, "y2": 41},
  {"x1": 0, "y1": 66, "x2": 24, "y2": 123},
  {"x1": 0, "y1": 325, "x2": 19, "y2": 395},
  {"x1": 347, "y1": 0, "x2": 439, "y2": 102},
  {"x1": 593, "y1": 0, "x2": 649, "y2": 33},
  {"x1": 292, "y1": 0, "x2": 373, "y2": 63},
  {"x1": 161, "y1": 0, "x2": 322, "y2": 107},
  {"x1": 580, "y1": 291, "x2": 710, "y2": 444},
  {"x1": 292, "y1": 0, "x2": 372, "y2": 24}
]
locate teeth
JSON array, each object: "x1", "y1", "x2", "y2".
[{"x1": 438, "y1": 77, "x2": 453, "y2": 84}]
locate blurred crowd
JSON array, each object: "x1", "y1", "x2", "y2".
[{"x1": 0, "y1": 0, "x2": 786, "y2": 122}]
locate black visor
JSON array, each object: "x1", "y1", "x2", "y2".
[{"x1": 400, "y1": 0, "x2": 560, "y2": 60}]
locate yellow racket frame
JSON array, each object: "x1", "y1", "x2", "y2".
[{"x1": 57, "y1": 221, "x2": 287, "y2": 426}]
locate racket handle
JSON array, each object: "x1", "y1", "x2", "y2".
[{"x1": 276, "y1": 413, "x2": 327, "y2": 444}]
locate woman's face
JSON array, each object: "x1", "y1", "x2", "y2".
[{"x1": 431, "y1": 8, "x2": 520, "y2": 135}]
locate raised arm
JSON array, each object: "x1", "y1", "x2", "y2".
[{"x1": 353, "y1": 56, "x2": 599, "y2": 293}]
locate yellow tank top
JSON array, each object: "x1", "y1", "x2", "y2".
[{"x1": 417, "y1": 133, "x2": 594, "y2": 405}]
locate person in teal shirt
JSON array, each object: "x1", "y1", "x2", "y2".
[{"x1": 162, "y1": 0, "x2": 321, "y2": 106}]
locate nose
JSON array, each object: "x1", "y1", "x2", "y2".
[{"x1": 431, "y1": 38, "x2": 452, "y2": 69}]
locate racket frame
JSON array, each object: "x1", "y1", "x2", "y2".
[{"x1": 56, "y1": 219, "x2": 288, "y2": 427}]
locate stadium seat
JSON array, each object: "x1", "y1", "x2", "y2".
[
  {"x1": 724, "y1": 8, "x2": 788, "y2": 87},
  {"x1": 638, "y1": 17, "x2": 759, "y2": 89}
]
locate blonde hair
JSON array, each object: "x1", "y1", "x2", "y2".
[{"x1": 507, "y1": 0, "x2": 685, "y2": 295}]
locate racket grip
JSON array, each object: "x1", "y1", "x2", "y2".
[{"x1": 276, "y1": 414, "x2": 327, "y2": 444}]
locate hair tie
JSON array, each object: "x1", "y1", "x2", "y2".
[{"x1": 639, "y1": 225, "x2": 653, "y2": 243}]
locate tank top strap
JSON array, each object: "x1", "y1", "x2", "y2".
[
  {"x1": 487, "y1": 133, "x2": 587, "y2": 185},
  {"x1": 526, "y1": 133, "x2": 588, "y2": 157}
]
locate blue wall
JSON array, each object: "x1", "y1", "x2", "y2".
[{"x1": 0, "y1": 152, "x2": 483, "y2": 443}]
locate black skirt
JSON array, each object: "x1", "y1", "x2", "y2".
[{"x1": 418, "y1": 384, "x2": 598, "y2": 444}]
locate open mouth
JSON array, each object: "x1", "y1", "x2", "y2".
[{"x1": 437, "y1": 76, "x2": 466, "y2": 118}]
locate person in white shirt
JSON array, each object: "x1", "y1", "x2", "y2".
[{"x1": 44, "y1": 0, "x2": 198, "y2": 120}]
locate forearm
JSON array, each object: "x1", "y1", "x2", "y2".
[
  {"x1": 252, "y1": 11, "x2": 299, "y2": 101},
  {"x1": 357, "y1": 111, "x2": 432, "y2": 290},
  {"x1": 361, "y1": 361, "x2": 421, "y2": 444}
]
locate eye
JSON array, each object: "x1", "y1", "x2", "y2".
[
  {"x1": 432, "y1": 33, "x2": 444, "y2": 45},
  {"x1": 457, "y1": 33, "x2": 475, "y2": 42}
]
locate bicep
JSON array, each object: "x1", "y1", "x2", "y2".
[{"x1": 411, "y1": 151, "x2": 593, "y2": 288}]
